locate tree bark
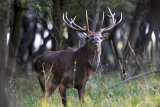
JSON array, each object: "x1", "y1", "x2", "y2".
[
  {"x1": 52, "y1": 0, "x2": 65, "y2": 50},
  {"x1": 8, "y1": 0, "x2": 23, "y2": 73},
  {"x1": 122, "y1": 0, "x2": 149, "y2": 78},
  {"x1": 0, "y1": 0, "x2": 11, "y2": 106},
  {"x1": 124, "y1": 0, "x2": 149, "y2": 56},
  {"x1": 91, "y1": 0, "x2": 101, "y2": 32}
]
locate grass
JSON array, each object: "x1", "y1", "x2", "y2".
[{"x1": 9, "y1": 69, "x2": 160, "y2": 107}]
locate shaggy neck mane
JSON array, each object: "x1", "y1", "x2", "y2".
[{"x1": 74, "y1": 43, "x2": 101, "y2": 71}]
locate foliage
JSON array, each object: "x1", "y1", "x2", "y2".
[
  {"x1": 32, "y1": 0, "x2": 136, "y2": 23},
  {"x1": 34, "y1": 0, "x2": 52, "y2": 11},
  {"x1": 20, "y1": 0, "x2": 29, "y2": 8},
  {"x1": 101, "y1": 0, "x2": 136, "y2": 16},
  {"x1": 9, "y1": 69, "x2": 160, "y2": 107}
]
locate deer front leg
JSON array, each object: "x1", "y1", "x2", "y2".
[
  {"x1": 59, "y1": 84, "x2": 67, "y2": 107},
  {"x1": 77, "y1": 83, "x2": 86, "y2": 103}
]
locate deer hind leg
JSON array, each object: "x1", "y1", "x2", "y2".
[
  {"x1": 38, "y1": 77, "x2": 45, "y2": 93},
  {"x1": 44, "y1": 83, "x2": 58, "y2": 98},
  {"x1": 59, "y1": 84, "x2": 67, "y2": 107}
]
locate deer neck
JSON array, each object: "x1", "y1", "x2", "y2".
[{"x1": 74, "y1": 43, "x2": 101, "y2": 71}]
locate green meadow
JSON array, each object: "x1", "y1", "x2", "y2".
[{"x1": 9, "y1": 69, "x2": 160, "y2": 107}]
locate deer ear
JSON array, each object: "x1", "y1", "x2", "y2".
[
  {"x1": 101, "y1": 32, "x2": 110, "y2": 40},
  {"x1": 76, "y1": 32, "x2": 87, "y2": 39}
]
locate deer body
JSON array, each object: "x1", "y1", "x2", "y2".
[
  {"x1": 32, "y1": 8, "x2": 122, "y2": 106},
  {"x1": 33, "y1": 42, "x2": 101, "y2": 106}
]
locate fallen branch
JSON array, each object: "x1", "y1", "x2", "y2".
[{"x1": 107, "y1": 70, "x2": 160, "y2": 89}]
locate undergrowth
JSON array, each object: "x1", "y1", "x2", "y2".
[{"x1": 9, "y1": 69, "x2": 160, "y2": 107}]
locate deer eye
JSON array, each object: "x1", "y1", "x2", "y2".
[
  {"x1": 85, "y1": 36, "x2": 90, "y2": 41},
  {"x1": 100, "y1": 36, "x2": 104, "y2": 40}
]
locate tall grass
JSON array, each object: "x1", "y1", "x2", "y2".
[{"x1": 9, "y1": 69, "x2": 160, "y2": 107}]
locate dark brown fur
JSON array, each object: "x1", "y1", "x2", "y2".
[{"x1": 32, "y1": 41, "x2": 101, "y2": 106}]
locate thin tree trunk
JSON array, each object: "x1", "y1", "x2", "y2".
[
  {"x1": 8, "y1": 0, "x2": 23, "y2": 73},
  {"x1": 52, "y1": 0, "x2": 65, "y2": 50},
  {"x1": 124, "y1": 0, "x2": 149, "y2": 56},
  {"x1": 122, "y1": 0, "x2": 149, "y2": 78},
  {"x1": 0, "y1": 0, "x2": 11, "y2": 106},
  {"x1": 91, "y1": 0, "x2": 101, "y2": 32}
]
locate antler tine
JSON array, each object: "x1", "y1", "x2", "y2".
[
  {"x1": 115, "y1": 12, "x2": 122, "y2": 25},
  {"x1": 86, "y1": 10, "x2": 89, "y2": 32},
  {"x1": 63, "y1": 12, "x2": 87, "y2": 32},
  {"x1": 64, "y1": 12, "x2": 72, "y2": 25},
  {"x1": 99, "y1": 11, "x2": 104, "y2": 30},
  {"x1": 69, "y1": 15, "x2": 86, "y2": 31},
  {"x1": 107, "y1": 7, "x2": 116, "y2": 24},
  {"x1": 100, "y1": 8, "x2": 122, "y2": 33},
  {"x1": 63, "y1": 12, "x2": 73, "y2": 27},
  {"x1": 107, "y1": 7, "x2": 112, "y2": 16},
  {"x1": 72, "y1": 20, "x2": 86, "y2": 31},
  {"x1": 71, "y1": 16, "x2": 77, "y2": 23},
  {"x1": 62, "y1": 13, "x2": 67, "y2": 23},
  {"x1": 63, "y1": 12, "x2": 74, "y2": 29}
]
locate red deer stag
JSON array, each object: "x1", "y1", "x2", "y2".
[{"x1": 32, "y1": 8, "x2": 122, "y2": 106}]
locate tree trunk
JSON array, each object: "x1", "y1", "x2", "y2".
[
  {"x1": 52, "y1": 0, "x2": 65, "y2": 50},
  {"x1": 122, "y1": 0, "x2": 149, "y2": 78},
  {"x1": 8, "y1": 0, "x2": 23, "y2": 73},
  {"x1": 91, "y1": 0, "x2": 101, "y2": 32},
  {"x1": 124, "y1": 0, "x2": 149, "y2": 56},
  {"x1": 0, "y1": 0, "x2": 11, "y2": 106}
]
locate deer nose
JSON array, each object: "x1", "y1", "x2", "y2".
[{"x1": 91, "y1": 37, "x2": 99, "y2": 43}]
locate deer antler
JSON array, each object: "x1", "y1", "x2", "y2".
[
  {"x1": 85, "y1": 10, "x2": 90, "y2": 32},
  {"x1": 62, "y1": 12, "x2": 86, "y2": 32},
  {"x1": 100, "y1": 8, "x2": 122, "y2": 33},
  {"x1": 63, "y1": 8, "x2": 122, "y2": 36},
  {"x1": 63, "y1": 11, "x2": 95, "y2": 35}
]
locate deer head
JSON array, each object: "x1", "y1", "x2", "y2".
[{"x1": 63, "y1": 8, "x2": 122, "y2": 49}]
